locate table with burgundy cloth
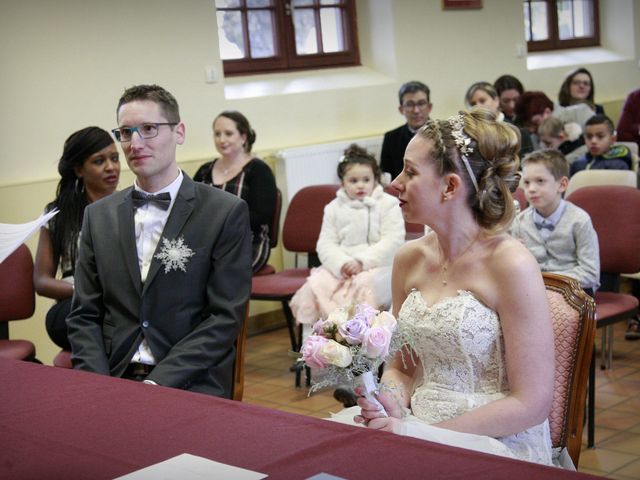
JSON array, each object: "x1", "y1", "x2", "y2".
[{"x1": 0, "y1": 359, "x2": 596, "y2": 479}]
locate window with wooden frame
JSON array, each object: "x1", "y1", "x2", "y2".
[
  {"x1": 215, "y1": 0, "x2": 360, "y2": 76},
  {"x1": 524, "y1": 0, "x2": 599, "y2": 52}
]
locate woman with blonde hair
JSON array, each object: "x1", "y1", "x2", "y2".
[{"x1": 333, "y1": 107, "x2": 565, "y2": 467}]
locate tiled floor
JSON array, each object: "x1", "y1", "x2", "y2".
[{"x1": 243, "y1": 320, "x2": 640, "y2": 478}]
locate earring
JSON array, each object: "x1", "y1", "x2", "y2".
[
  {"x1": 75, "y1": 178, "x2": 85, "y2": 193},
  {"x1": 442, "y1": 193, "x2": 448, "y2": 201}
]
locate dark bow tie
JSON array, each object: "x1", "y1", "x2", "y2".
[
  {"x1": 131, "y1": 190, "x2": 171, "y2": 211},
  {"x1": 535, "y1": 222, "x2": 555, "y2": 231}
]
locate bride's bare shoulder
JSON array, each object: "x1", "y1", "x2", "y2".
[
  {"x1": 487, "y1": 233, "x2": 541, "y2": 277},
  {"x1": 395, "y1": 232, "x2": 436, "y2": 264}
]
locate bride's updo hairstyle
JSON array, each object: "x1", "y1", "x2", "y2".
[{"x1": 418, "y1": 106, "x2": 521, "y2": 232}]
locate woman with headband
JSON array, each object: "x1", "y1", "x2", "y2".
[{"x1": 332, "y1": 107, "x2": 563, "y2": 467}]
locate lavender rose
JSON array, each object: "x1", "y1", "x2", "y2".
[{"x1": 338, "y1": 317, "x2": 369, "y2": 345}]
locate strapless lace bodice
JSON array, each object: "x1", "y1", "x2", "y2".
[{"x1": 397, "y1": 289, "x2": 553, "y2": 465}]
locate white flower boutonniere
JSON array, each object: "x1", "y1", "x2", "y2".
[{"x1": 154, "y1": 236, "x2": 195, "y2": 273}]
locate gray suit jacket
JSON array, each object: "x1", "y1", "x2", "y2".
[{"x1": 67, "y1": 173, "x2": 252, "y2": 397}]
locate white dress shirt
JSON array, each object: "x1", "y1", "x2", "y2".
[{"x1": 131, "y1": 171, "x2": 184, "y2": 365}]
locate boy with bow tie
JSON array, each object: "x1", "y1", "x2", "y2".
[{"x1": 510, "y1": 149, "x2": 600, "y2": 296}]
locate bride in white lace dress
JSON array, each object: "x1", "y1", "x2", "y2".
[{"x1": 331, "y1": 108, "x2": 560, "y2": 467}]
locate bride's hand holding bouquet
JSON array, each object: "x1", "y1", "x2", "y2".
[{"x1": 300, "y1": 303, "x2": 410, "y2": 417}]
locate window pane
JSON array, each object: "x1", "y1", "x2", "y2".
[
  {"x1": 320, "y1": 0, "x2": 342, "y2": 4},
  {"x1": 247, "y1": 0, "x2": 272, "y2": 6},
  {"x1": 248, "y1": 10, "x2": 276, "y2": 58},
  {"x1": 523, "y1": 1, "x2": 531, "y2": 41},
  {"x1": 530, "y1": 1, "x2": 549, "y2": 41},
  {"x1": 320, "y1": 8, "x2": 344, "y2": 53},
  {"x1": 558, "y1": 0, "x2": 593, "y2": 39},
  {"x1": 557, "y1": 0, "x2": 574, "y2": 38},
  {"x1": 293, "y1": 0, "x2": 314, "y2": 6},
  {"x1": 216, "y1": 0, "x2": 241, "y2": 7},
  {"x1": 294, "y1": 9, "x2": 318, "y2": 54},
  {"x1": 217, "y1": 11, "x2": 245, "y2": 59}
]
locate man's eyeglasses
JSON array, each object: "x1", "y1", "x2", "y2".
[
  {"x1": 402, "y1": 100, "x2": 430, "y2": 110},
  {"x1": 112, "y1": 123, "x2": 177, "y2": 143}
]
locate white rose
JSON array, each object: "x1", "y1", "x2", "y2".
[
  {"x1": 371, "y1": 311, "x2": 397, "y2": 330},
  {"x1": 321, "y1": 340, "x2": 353, "y2": 368},
  {"x1": 326, "y1": 307, "x2": 350, "y2": 329}
]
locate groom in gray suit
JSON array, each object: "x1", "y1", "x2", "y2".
[{"x1": 67, "y1": 84, "x2": 252, "y2": 397}]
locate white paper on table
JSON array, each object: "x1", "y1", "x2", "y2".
[
  {"x1": 113, "y1": 453, "x2": 268, "y2": 480},
  {"x1": 0, "y1": 209, "x2": 58, "y2": 263}
]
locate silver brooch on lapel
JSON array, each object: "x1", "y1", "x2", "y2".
[{"x1": 154, "y1": 236, "x2": 195, "y2": 273}]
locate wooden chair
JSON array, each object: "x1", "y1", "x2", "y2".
[
  {"x1": 231, "y1": 303, "x2": 250, "y2": 401},
  {"x1": 254, "y1": 188, "x2": 282, "y2": 276},
  {"x1": 0, "y1": 244, "x2": 37, "y2": 361},
  {"x1": 544, "y1": 272, "x2": 596, "y2": 467},
  {"x1": 250, "y1": 184, "x2": 339, "y2": 387}
]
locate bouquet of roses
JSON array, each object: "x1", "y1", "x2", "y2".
[{"x1": 300, "y1": 303, "x2": 409, "y2": 415}]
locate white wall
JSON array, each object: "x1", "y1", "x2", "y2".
[
  {"x1": 1, "y1": 0, "x2": 638, "y2": 364},
  {"x1": 2, "y1": 0, "x2": 638, "y2": 186}
]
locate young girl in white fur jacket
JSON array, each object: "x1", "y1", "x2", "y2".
[{"x1": 290, "y1": 144, "x2": 405, "y2": 327}]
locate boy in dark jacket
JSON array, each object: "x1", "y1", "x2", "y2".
[{"x1": 570, "y1": 114, "x2": 633, "y2": 176}]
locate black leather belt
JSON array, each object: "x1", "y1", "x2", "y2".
[{"x1": 125, "y1": 362, "x2": 155, "y2": 377}]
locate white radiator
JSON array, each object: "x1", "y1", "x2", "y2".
[{"x1": 274, "y1": 136, "x2": 383, "y2": 203}]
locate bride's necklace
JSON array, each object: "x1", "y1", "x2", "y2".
[{"x1": 438, "y1": 234, "x2": 480, "y2": 286}]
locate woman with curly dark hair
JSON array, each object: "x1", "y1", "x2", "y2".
[{"x1": 34, "y1": 126, "x2": 120, "y2": 349}]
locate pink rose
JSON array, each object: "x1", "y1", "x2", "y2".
[
  {"x1": 301, "y1": 335, "x2": 329, "y2": 368},
  {"x1": 321, "y1": 340, "x2": 353, "y2": 368},
  {"x1": 312, "y1": 319, "x2": 326, "y2": 336},
  {"x1": 363, "y1": 326, "x2": 392, "y2": 359}
]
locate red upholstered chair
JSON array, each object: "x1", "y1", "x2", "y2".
[
  {"x1": 566, "y1": 185, "x2": 640, "y2": 447},
  {"x1": 253, "y1": 188, "x2": 282, "y2": 277},
  {"x1": 513, "y1": 187, "x2": 528, "y2": 211},
  {"x1": 0, "y1": 244, "x2": 37, "y2": 361},
  {"x1": 251, "y1": 184, "x2": 339, "y2": 387},
  {"x1": 53, "y1": 349, "x2": 73, "y2": 368},
  {"x1": 544, "y1": 273, "x2": 595, "y2": 468}
]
